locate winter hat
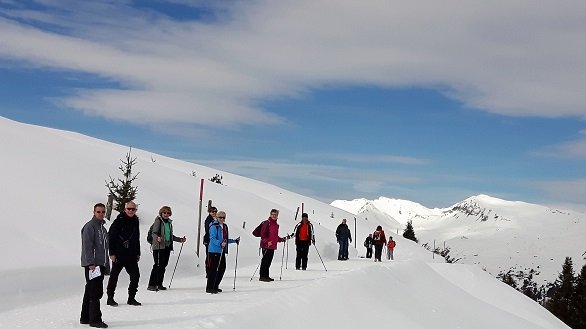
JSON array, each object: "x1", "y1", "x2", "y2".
[
  {"x1": 376, "y1": 225, "x2": 382, "y2": 230},
  {"x1": 302, "y1": 213, "x2": 308, "y2": 218}
]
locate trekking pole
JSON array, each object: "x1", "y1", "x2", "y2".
[
  {"x1": 156, "y1": 249, "x2": 160, "y2": 292},
  {"x1": 233, "y1": 242, "x2": 239, "y2": 290},
  {"x1": 168, "y1": 240, "x2": 184, "y2": 289},
  {"x1": 213, "y1": 250, "x2": 224, "y2": 291},
  {"x1": 313, "y1": 242, "x2": 327, "y2": 272},
  {"x1": 279, "y1": 238, "x2": 286, "y2": 280},
  {"x1": 250, "y1": 249, "x2": 263, "y2": 281},
  {"x1": 285, "y1": 236, "x2": 289, "y2": 269}
]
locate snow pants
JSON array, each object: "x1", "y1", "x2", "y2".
[{"x1": 80, "y1": 266, "x2": 104, "y2": 324}]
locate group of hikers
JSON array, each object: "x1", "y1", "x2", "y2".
[
  {"x1": 335, "y1": 219, "x2": 396, "y2": 262},
  {"x1": 80, "y1": 201, "x2": 188, "y2": 328},
  {"x1": 363, "y1": 225, "x2": 396, "y2": 261},
  {"x1": 80, "y1": 202, "x2": 395, "y2": 328}
]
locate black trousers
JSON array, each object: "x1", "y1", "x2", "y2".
[
  {"x1": 206, "y1": 252, "x2": 226, "y2": 290},
  {"x1": 374, "y1": 245, "x2": 383, "y2": 261},
  {"x1": 148, "y1": 247, "x2": 171, "y2": 287},
  {"x1": 295, "y1": 241, "x2": 310, "y2": 269},
  {"x1": 107, "y1": 258, "x2": 140, "y2": 298},
  {"x1": 259, "y1": 248, "x2": 275, "y2": 278},
  {"x1": 366, "y1": 247, "x2": 373, "y2": 258},
  {"x1": 80, "y1": 266, "x2": 104, "y2": 324}
]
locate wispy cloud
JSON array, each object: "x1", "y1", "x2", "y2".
[
  {"x1": 533, "y1": 130, "x2": 586, "y2": 159},
  {"x1": 531, "y1": 179, "x2": 586, "y2": 205},
  {"x1": 301, "y1": 152, "x2": 428, "y2": 165},
  {"x1": 1, "y1": 0, "x2": 585, "y2": 130}
]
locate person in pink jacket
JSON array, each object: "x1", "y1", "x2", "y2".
[{"x1": 259, "y1": 209, "x2": 289, "y2": 282}]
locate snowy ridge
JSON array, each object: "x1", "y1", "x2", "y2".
[
  {"x1": 332, "y1": 194, "x2": 586, "y2": 284},
  {"x1": 0, "y1": 116, "x2": 570, "y2": 329}
]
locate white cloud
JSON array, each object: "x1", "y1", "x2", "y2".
[
  {"x1": 533, "y1": 130, "x2": 586, "y2": 159},
  {"x1": 531, "y1": 179, "x2": 586, "y2": 205},
  {"x1": 1, "y1": 0, "x2": 585, "y2": 128},
  {"x1": 303, "y1": 152, "x2": 428, "y2": 165}
]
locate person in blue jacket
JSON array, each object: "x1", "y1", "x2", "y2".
[{"x1": 206, "y1": 211, "x2": 239, "y2": 294}]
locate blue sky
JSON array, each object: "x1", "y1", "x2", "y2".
[{"x1": 1, "y1": 1, "x2": 586, "y2": 210}]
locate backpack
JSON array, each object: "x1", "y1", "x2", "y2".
[
  {"x1": 146, "y1": 223, "x2": 155, "y2": 244},
  {"x1": 203, "y1": 216, "x2": 214, "y2": 245},
  {"x1": 147, "y1": 219, "x2": 162, "y2": 245},
  {"x1": 252, "y1": 220, "x2": 266, "y2": 237}
]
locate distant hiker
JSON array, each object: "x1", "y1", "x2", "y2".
[
  {"x1": 147, "y1": 206, "x2": 186, "y2": 291},
  {"x1": 387, "y1": 236, "x2": 396, "y2": 261},
  {"x1": 335, "y1": 219, "x2": 352, "y2": 260},
  {"x1": 206, "y1": 211, "x2": 239, "y2": 293},
  {"x1": 106, "y1": 201, "x2": 142, "y2": 306},
  {"x1": 372, "y1": 225, "x2": 387, "y2": 262},
  {"x1": 364, "y1": 234, "x2": 373, "y2": 259},
  {"x1": 80, "y1": 203, "x2": 110, "y2": 328},
  {"x1": 203, "y1": 206, "x2": 218, "y2": 278},
  {"x1": 259, "y1": 209, "x2": 289, "y2": 281},
  {"x1": 293, "y1": 213, "x2": 315, "y2": 270}
]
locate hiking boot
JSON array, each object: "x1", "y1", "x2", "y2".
[
  {"x1": 106, "y1": 297, "x2": 118, "y2": 307},
  {"x1": 259, "y1": 277, "x2": 272, "y2": 282},
  {"x1": 80, "y1": 318, "x2": 90, "y2": 325},
  {"x1": 127, "y1": 298, "x2": 142, "y2": 306},
  {"x1": 215, "y1": 288, "x2": 222, "y2": 292},
  {"x1": 157, "y1": 285, "x2": 167, "y2": 290},
  {"x1": 89, "y1": 321, "x2": 108, "y2": 328},
  {"x1": 206, "y1": 288, "x2": 218, "y2": 294},
  {"x1": 147, "y1": 285, "x2": 158, "y2": 291}
]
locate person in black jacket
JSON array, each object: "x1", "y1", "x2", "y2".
[
  {"x1": 106, "y1": 201, "x2": 142, "y2": 306},
  {"x1": 335, "y1": 219, "x2": 352, "y2": 260},
  {"x1": 203, "y1": 206, "x2": 217, "y2": 277},
  {"x1": 364, "y1": 234, "x2": 373, "y2": 259}
]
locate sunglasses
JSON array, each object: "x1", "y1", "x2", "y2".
[
  {"x1": 162, "y1": 212, "x2": 171, "y2": 215},
  {"x1": 95, "y1": 211, "x2": 106, "y2": 214},
  {"x1": 218, "y1": 216, "x2": 226, "y2": 219},
  {"x1": 126, "y1": 208, "x2": 137, "y2": 211}
]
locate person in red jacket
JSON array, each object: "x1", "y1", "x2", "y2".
[
  {"x1": 293, "y1": 213, "x2": 315, "y2": 270},
  {"x1": 372, "y1": 225, "x2": 387, "y2": 262},
  {"x1": 387, "y1": 236, "x2": 396, "y2": 260},
  {"x1": 258, "y1": 209, "x2": 289, "y2": 282}
]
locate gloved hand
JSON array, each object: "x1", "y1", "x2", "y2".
[{"x1": 235, "y1": 237, "x2": 241, "y2": 245}]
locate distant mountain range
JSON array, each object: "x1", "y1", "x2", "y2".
[{"x1": 332, "y1": 195, "x2": 586, "y2": 284}]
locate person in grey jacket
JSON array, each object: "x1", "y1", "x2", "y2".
[
  {"x1": 80, "y1": 203, "x2": 110, "y2": 328},
  {"x1": 147, "y1": 206, "x2": 186, "y2": 291}
]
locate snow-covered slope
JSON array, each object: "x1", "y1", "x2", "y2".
[
  {"x1": 0, "y1": 116, "x2": 569, "y2": 328},
  {"x1": 333, "y1": 194, "x2": 586, "y2": 284}
]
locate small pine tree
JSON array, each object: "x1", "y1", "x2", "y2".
[
  {"x1": 572, "y1": 264, "x2": 586, "y2": 329},
  {"x1": 545, "y1": 257, "x2": 576, "y2": 328},
  {"x1": 106, "y1": 147, "x2": 139, "y2": 214},
  {"x1": 403, "y1": 220, "x2": 418, "y2": 243}
]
